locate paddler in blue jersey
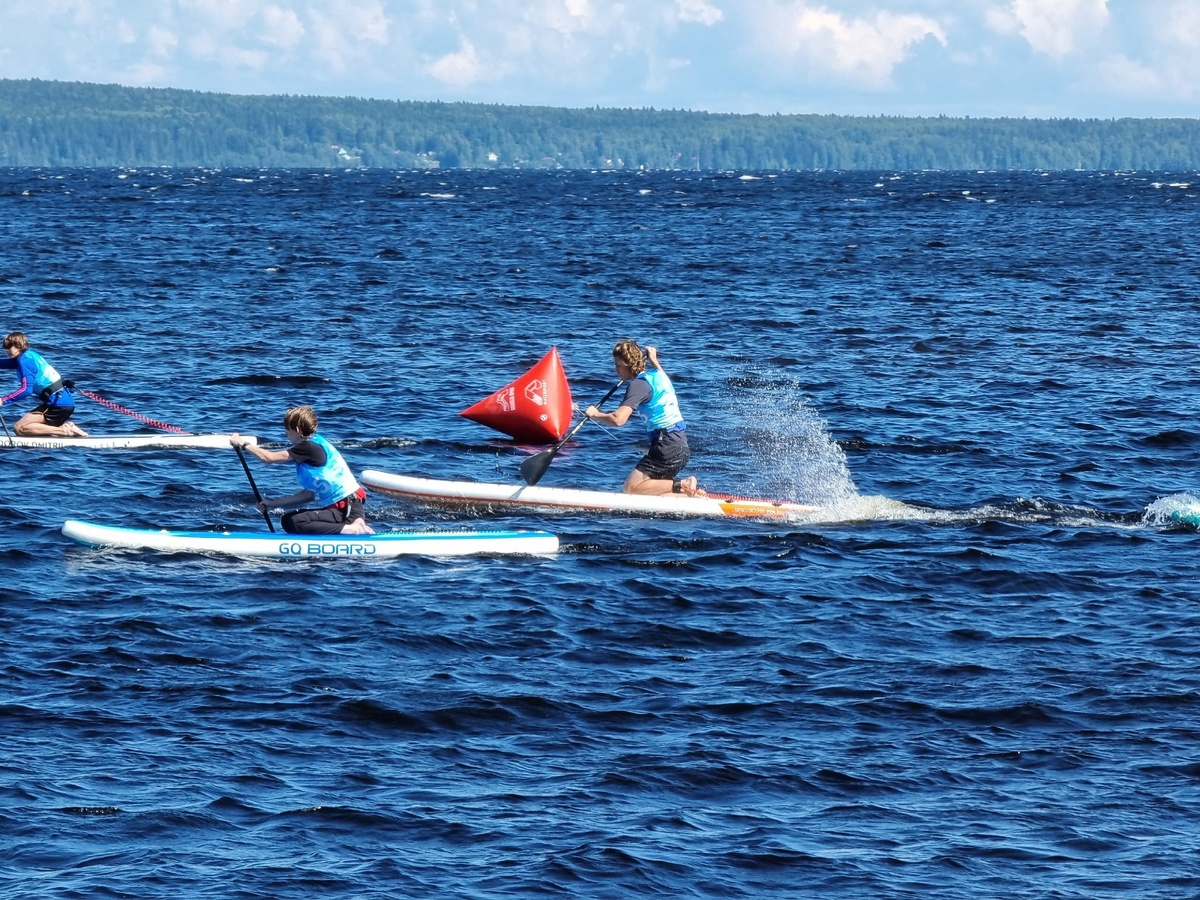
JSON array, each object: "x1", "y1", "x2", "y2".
[
  {"x1": 585, "y1": 340, "x2": 704, "y2": 496},
  {"x1": 230, "y1": 404, "x2": 373, "y2": 535},
  {"x1": 0, "y1": 331, "x2": 88, "y2": 437}
]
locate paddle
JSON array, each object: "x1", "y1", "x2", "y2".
[
  {"x1": 233, "y1": 441, "x2": 275, "y2": 532},
  {"x1": 520, "y1": 381, "x2": 623, "y2": 486},
  {"x1": 0, "y1": 409, "x2": 12, "y2": 447}
]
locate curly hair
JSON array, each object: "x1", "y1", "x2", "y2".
[{"x1": 612, "y1": 339, "x2": 646, "y2": 376}]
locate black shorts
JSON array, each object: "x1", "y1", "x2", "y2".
[
  {"x1": 634, "y1": 428, "x2": 691, "y2": 480},
  {"x1": 281, "y1": 494, "x2": 366, "y2": 535},
  {"x1": 35, "y1": 404, "x2": 75, "y2": 427}
]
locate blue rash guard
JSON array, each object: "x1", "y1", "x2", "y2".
[
  {"x1": 292, "y1": 433, "x2": 360, "y2": 506},
  {"x1": 618, "y1": 367, "x2": 691, "y2": 481},
  {"x1": 620, "y1": 368, "x2": 685, "y2": 434},
  {"x1": 0, "y1": 349, "x2": 74, "y2": 409}
]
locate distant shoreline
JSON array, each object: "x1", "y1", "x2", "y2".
[{"x1": 2, "y1": 78, "x2": 1198, "y2": 171}]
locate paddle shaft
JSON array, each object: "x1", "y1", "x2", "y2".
[
  {"x1": 561, "y1": 381, "x2": 624, "y2": 445},
  {"x1": 0, "y1": 410, "x2": 11, "y2": 447},
  {"x1": 520, "y1": 380, "x2": 623, "y2": 485},
  {"x1": 234, "y1": 442, "x2": 276, "y2": 532}
]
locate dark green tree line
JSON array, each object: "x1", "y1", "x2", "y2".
[{"x1": 1, "y1": 78, "x2": 1198, "y2": 171}]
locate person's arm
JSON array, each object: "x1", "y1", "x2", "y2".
[
  {"x1": 230, "y1": 432, "x2": 293, "y2": 463},
  {"x1": 1, "y1": 357, "x2": 33, "y2": 405},
  {"x1": 586, "y1": 379, "x2": 648, "y2": 427},
  {"x1": 1, "y1": 377, "x2": 31, "y2": 405},
  {"x1": 645, "y1": 345, "x2": 664, "y2": 373},
  {"x1": 260, "y1": 488, "x2": 316, "y2": 509},
  {"x1": 585, "y1": 403, "x2": 633, "y2": 427}
]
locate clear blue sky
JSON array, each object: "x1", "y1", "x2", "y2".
[{"x1": 1, "y1": 1, "x2": 1196, "y2": 118}]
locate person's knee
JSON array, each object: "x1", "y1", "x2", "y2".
[{"x1": 623, "y1": 469, "x2": 648, "y2": 493}]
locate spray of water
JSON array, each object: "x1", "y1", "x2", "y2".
[
  {"x1": 719, "y1": 368, "x2": 1158, "y2": 528},
  {"x1": 1143, "y1": 492, "x2": 1200, "y2": 527},
  {"x1": 730, "y1": 368, "x2": 859, "y2": 506}
]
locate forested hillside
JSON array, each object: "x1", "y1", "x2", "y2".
[{"x1": 2, "y1": 78, "x2": 1198, "y2": 171}]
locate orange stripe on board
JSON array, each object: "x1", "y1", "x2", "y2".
[{"x1": 717, "y1": 501, "x2": 791, "y2": 518}]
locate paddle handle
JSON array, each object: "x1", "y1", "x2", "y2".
[{"x1": 234, "y1": 442, "x2": 276, "y2": 533}]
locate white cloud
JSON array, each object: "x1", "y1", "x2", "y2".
[
  {"x1": 450, "y1": 0, "x2": 647, "y2": 90},
  {"x1": 1154, "y1": 0, "x2": 1200, "y2": 53},
  {"x1": 1111, "y1": 0, "x2": 1200, "y2": 102},
  {"x1": 116, "y1": 20, "x2": 139, "y2": 45},
  {"x1": 1092, "y1": 53, "x2": 1163, "y2": 98},
  {"x1": 303, "y1": 3, "x2": 392, "y2": 76},
  {"x1": 677, "y1": 0, "x2": 723, "y2": 27},
  {"x1": 125, "y1": 62, "x2": 173, "y2": 86},
  {"x1": 260, "y1": 5, "x2": 306, "y2": 49},
  {"x1": 754, "y1": 3, "x2": 947, "y2": 89},
  {"x1": 429, "y1": 38, "x2": 486, "y2": 87},
  {"x1": 994, "y1": 0, "x2": 1109, "y2": 59},
  {"x1": 184, "y1": 23, "x2": 269, "y2": 71},
  {"x1": 1, "y1": 0, "x2": 1199, "y2": 117},
  {"x1": 147, "y1": 26, "x2": 180, "y2": 58},
  {"x1": 982, "y1": 0, "x2": 1199, "y2": 106},
  {"x1": 334, "y1": 0, "x2": 390, "y2": 45},
  {"x1": 644, "y1": 54, "x2": 693, "y2": 93},
  {"x1": 177, "y1": 0, "x2": 258, "y2": 31},
  {"x1": 521, "y1": 0, "x2": 621, "y2": 40}
]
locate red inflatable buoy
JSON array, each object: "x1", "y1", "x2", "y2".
[{"x1": 460, "y1": 347, "x2": 574, "y2": 443}]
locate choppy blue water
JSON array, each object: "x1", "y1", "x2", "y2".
[{"x1": 2, "y1": 167, "x2": 1199, "y2": 898}]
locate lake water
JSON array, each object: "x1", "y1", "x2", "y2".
[{"x1": 2, "y1": 166, "x2": 1199, "y2": 898}]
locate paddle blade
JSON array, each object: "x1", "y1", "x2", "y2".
[
  {"x1": 518, "y1": 381, "x2": 619, "y2": 485},
  {"x1": 519, "y1": 448, "x2": 556, "y2": 485}
]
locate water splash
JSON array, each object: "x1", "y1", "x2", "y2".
[
  {"x1": 729, "y1": 368, "x2": 859, "y2": 506},
  {"x1": 1143, "y1": 492, "x2": 1200, "y2": 527}
]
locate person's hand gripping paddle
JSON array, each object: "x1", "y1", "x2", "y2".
[{"x1": 519, "y1": 382, "x2": 623, "y2": 486}]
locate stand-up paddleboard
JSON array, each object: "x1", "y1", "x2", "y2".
[
  {"x1": 62, "y1": 519, "x2": 560, "y2": 558},
  {"x1": 1, "y1": 433, "x2": 256, "y2": 450},
  {"x1": 360, "y1": 470, "x2": 821, "y2": 519}
]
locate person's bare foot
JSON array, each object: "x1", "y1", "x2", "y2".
[
  {"x1": 676, "y1": 475, "x2": 706, "y2": 497},
  {"x1": 64, "y1": 421, "x2": 89, "y2": 437}
]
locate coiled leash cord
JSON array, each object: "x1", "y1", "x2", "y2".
[{"x1": 76, "y1": 387, "x2": 191, "y2": 434}]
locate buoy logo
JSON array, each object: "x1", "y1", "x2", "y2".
[{"x1": 524, "y1": 379, "x2": 547, "y2": 407}]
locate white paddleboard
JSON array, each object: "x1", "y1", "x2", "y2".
[
  {"x1": 360, "y1": 470, "x2": 821, "y2": 519},
  {"x1": 1, "y1": 433, "x2": 255, "y2": 450},
  {"x1": 62, "y1": 519, "x2": 560, "y2": 558}
]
